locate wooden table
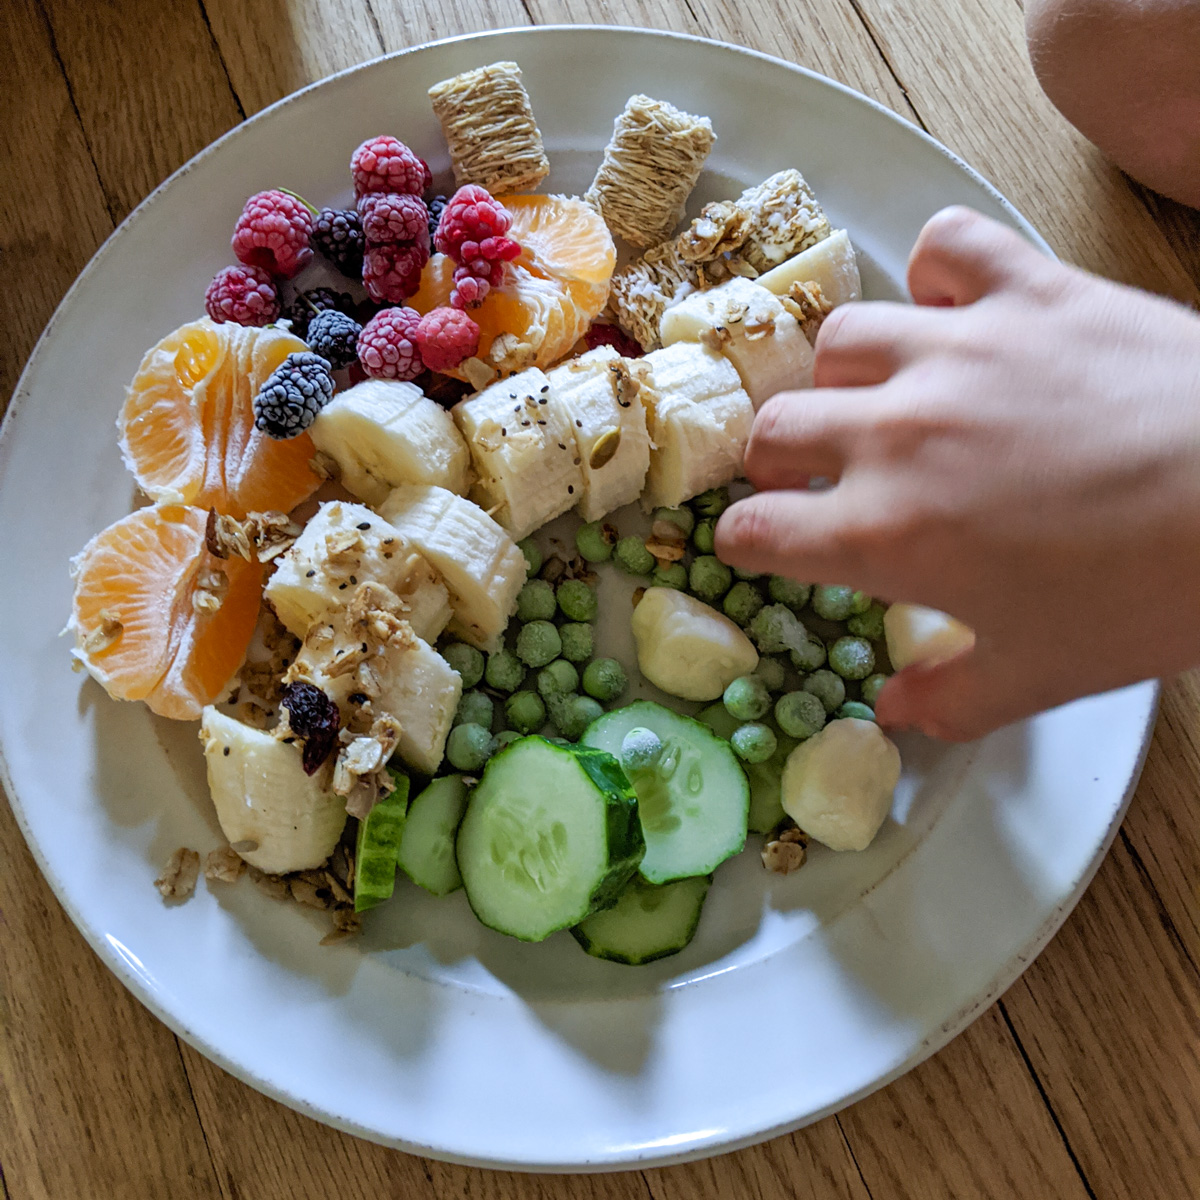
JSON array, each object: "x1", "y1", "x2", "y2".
[{"x1": 4, "y1": 1, "x2": 1200, "y2": 1196}]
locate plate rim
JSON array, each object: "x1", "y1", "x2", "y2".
[{"x1": 1, "y1": 24, "x2": 1156, "y2": 1171}]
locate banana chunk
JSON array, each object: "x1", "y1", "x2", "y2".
[
  {"x1": 546, "y1": 346, "x2": 651, "y2": 521},
  {"x1": 200, "y1": 707, "x2": 347, "y2": 875},
  {"x1": 631, "y1": 587, "x2": 759, "y2": 701},
  {"x1": 660, "y1": 277, "x2": 815, "y2": 408},
  {"x1": 758, "y1": 229, "x2": 862, "y2": 310},
  {"x1": 379, "y1": 484, "x2": 526, "y2": 652},
  {"x1": 637, "y1": 342, "x2": 755, "y2": 510},
  {"x1": 452, "y1": 366, "x2": 584, "y2": 542},
  {"x1": 883, "y1": 603, "x2": 974, "y2": 671},
  {"x1": 309, "y1": 379, "x2": 471, "y2": 505}
]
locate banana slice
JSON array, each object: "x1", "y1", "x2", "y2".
[
  {"x1": 378, "y1": 484, "x2": 527, "y2": 651},
  {"x1": 200, "y1": 707, "x2": 347, "y2": 875},
  {"x1": 757, "y1": 228, "x2": 862, "y2": 309},
  {"x1": 883, "y1": 603, "x2": 974, "y2": 670},
  {"x1": 309, "y1": 379, "x2": 472, "y2": 506},
  {"x1": 637, "y1": 342, "x2": 755, "y2": 510},
  {"x1": 452, "y1": 367, "x2": 584, "y2": 542},
  {"x1": 660, "y1": 276, "x2": 814, "y2": 408},
  {"x1": 546, "y1": 345, "x2": 652, "y2": 521},
  {"x1": 631, "y1": 587, "x2": 759, "y2": 701},
  {"x1": 265, "y1": 500, "x2": 451, "y2": 644}
]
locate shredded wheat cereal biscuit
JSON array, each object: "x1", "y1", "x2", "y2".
[
  {"x1": 585, "y1": 95, "x2": 715, "y2": 248},
  {"x1": 429, "y1": 61, "x2": 550, "y2": 194},
  {"x1": 609, "y1": 239, "x2": 701, "y2": 351}
]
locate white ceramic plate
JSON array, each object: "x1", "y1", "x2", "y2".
[{"x1": 1, "y1": 26, "x2": 1156, "y2": 1171}]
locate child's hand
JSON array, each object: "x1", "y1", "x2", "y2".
[{"x1": 716, "y1": 206, "x2": 1200, "y2": 740}]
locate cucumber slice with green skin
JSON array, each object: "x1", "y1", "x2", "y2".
[
  {"x1": 572, "y1": 874, "x2": 711, "y2": 965},
  {"x1": 697, "y1": 704, "x2": 795, "y2": 835},
  {"x1": 354, "y1": 770, "x2": 410, "y2": 913},
  {"x1": 398, "y1": 775, "x2": 469, "y2": 896},
  {"x1": 456, "y1": 737, "x2": 644, "y2": 941},
  {"x1": 582, "y1": 700, "x2": 748, "y2": 884}
]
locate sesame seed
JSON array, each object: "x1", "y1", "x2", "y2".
[
  {"x1": 306, "y1": 569, "x2": 316, "y2": 578},
  {"x1": 538, "y1": 396, "x2": 548, "y2": 405},
  {"x1": 501, "y1": 428, "x2": 507, "y2": 435},
  {"x1": 383, "y1": 538, "x2": 394, "y2": 545},
  {"x1": 356, "y1": 522, "x2": 370, "y2": 530},
  {"x1": 540, "y1": 385, "x2": 550, "y2": 393},
  {"x1": 339, "y1": 583, "x2": 348, "y2": 590},
  {"x1": 282, "y1": 736, "x2": 295, "y2": 744},
  {"x1": 575, "y1": 419, "x2": 582, "y2": 427},
  {"x1": 567, "y1": 485, "x2": 575, "y2": 494},
  {"x1": 349, "y1": 575, "x2": 357, "y2": 584},
  {"x1": 361, "y1": 643, "x2": 368, "y2": 653},
  {"x1": 223, "y1": 746, "x2": 230, "y2": 756},
  {"x1": 558, "y1": 442, "x2": 567, "y2": 450},
  {"x1": 537, "y1": 419, "x2": 546, "y2": 426}
]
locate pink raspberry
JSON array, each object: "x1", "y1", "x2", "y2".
[
  {"x1": 357, "y1": 192, "x2": 430, "y2": 247},
  {"x1": 414, "y1": 307, "x2": 480, "y2": 373},
  {"x1": 231, "y1": 190, "x2": 314, "y2": 279},
  {"x1": 351, "y1": 136, "x2": 429, "y2": 198},
  {"x1": 204, "y1": 264, "x2": 280, "y2": 326},
  {"x1": 450, "y1": 267, "x2": 490, "y2": 310},
  {"x1": 584, "y1": 322, "x2": 644, "y2": 358},
  {"x1": 362, "y1": 241, "x2": 430, "y2": 304},
  {"x1": 434, "y1": 185, "x2": 521, "y2": 264},
  {"x1": 357, "y1": 308, "x2": 424, "y2": 380}
]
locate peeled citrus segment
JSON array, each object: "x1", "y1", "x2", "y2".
[
  {"x1": 70, "y1": 505, "x2": 264, "y2": 721},
  {"x1": 409, "y1": 195, "x2": 615, "y2": 377},
  {"x1": 118, "y1": 318, "x2": 322, "y2": 519}
]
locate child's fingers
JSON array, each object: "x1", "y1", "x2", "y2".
[{"x1": 813, "y1": 301, "x2": 948, "y2": 388}]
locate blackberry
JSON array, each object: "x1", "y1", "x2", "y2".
[
  {"x1": 305, "y1": 308, "x2": 362, "y2": 369},
  {"x1": 254, "y1": 352, "x2": 335, "y2": 439},
  {"x1": 426, "y1": 194, "x2": 448, "y2": 243},
  {"x1": 280, "y1": 287, "x2": 356, "y2": 338},
  {"x1": 280, "y1": 681, "x2": 341, "y2": 774},
  {"x1": 310, "y1": 207, "x2": 365, "y2": 276}
]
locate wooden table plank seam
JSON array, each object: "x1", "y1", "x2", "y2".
[
  {"x1": 359, "y1": 0, "x2": 389, "y2": 60},
  {"x1": 1117, "y1": 827, "x2": 1200, "y2": 982},
  {"x1": 193, "y1": 0, "x2": 249, "y2": 122},
  {"x1": 843, "y1": 0, "x2": 922, "y2": 123},
  {"x1": 174, "y1": 1038, "x2": 232, "y2": 1200},
  {"x1": 834, "y1": 1116, "x2": 879, "y2": 1199}
]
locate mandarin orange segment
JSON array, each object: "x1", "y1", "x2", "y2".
[
  {"x1": 118, "y1": 318, "x2": 322, "y2": 519},
  {"x1": 409, "y1": 195, "x2": 615, "y2": 378},
  {"x1": 70, "y1": 505, "x2": 264, "y2": 721}
]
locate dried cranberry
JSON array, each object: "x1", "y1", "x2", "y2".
[
  {"x1": 280, "y1": 682, "x2": 341, "y2": 775},
  {"x1": 584, "y1": 322, "x2": 643, "y2": 357}
]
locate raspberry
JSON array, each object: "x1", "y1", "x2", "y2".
[
  {"x1": 305, "y1": 309, "x2": 362, "y2": 369},
  {"x1": 204, "y1": 265, "x2": 279, "y2": 326},
  {"x1": 280, "y1": 287, "x2": 356, "y2": 338},
  {"x1": 254, "y1": 352, "x2": 335, "y2": 439},
  {"x1": 426, "y1": 194, "x2": 448, "y2": 243},
  {"x1": 434, "y1": 185, "x2": 521, "y2": 265},
  {"x1": 414, "y1": 307, "x2": 480, "y2": 373},
  {"x1": 232, "y1": 190, "x2": 314, "y2": 279},
  {"x1": 310, "y1": 207, "x2": 364, "y2": 276},
  {"x1": 449, "y1": 267, "x2": 490, "y2": 310},
  {"x1": 584, "y1": 322, "x2": 644, "y2": 358},
  {"x1": 357, "y1": 192, "x2": 430, "y2": 247},
  {"x1": 358, "y1": 307, "x2": 424, "y2": 381},
  {"x1": 362, "y1": 241, "x2": 429, "y2": 304},
  {"x1": 351, "y1": 136, "x2": 429, "y2": 198}
]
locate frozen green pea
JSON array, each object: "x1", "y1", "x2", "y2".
[
  {"x1": 485, "y1": 649, "x2": 526, "y2": 693},
  {"x1": 775, "y1": 690, "x2": 827, "y2": 739},
  {"x1": 575, "y1": 520, "x2": 616, "y2": 563},
  {"x1": 690, "y1": 555, "x2": 732, "y2": 603},
  {"x1": 692, "y1": 486, "x2": 730, "y2": 517},
  {"x1": 811, "y1": 584, "x2": 856, "y2": 621},
  {"x1": 733, "y1": 566, "x2": 762, "y2": 581},
  {"x1": 557, "y1": 578, "x2": 598, "y2": 622},
  {"x1": 692, "y1": 517, "x2": 716, "y2": 555},
  {"x1": 582, "y1": 658, "x2": 627, "y2": 702},
  {"x1": 847, "y1": 602, "x2": 886, "y2": 641},
  {"x1": 850, "y1": 590, "x2": 873, "y2": 616},
  {"x1": 767, "y1": 576, "x2": 812, "y2": 611},
  {"x1": 829, "y1": 635, "x2": 875, "y2": 680},
  {"x1": 652, "y1": 562, "x2": 688, "y2": 590},
  {"x1": 517, "y1": 537, "x2": 542, "y2": 578},
  {"x1": 731, "y1": 722, "x2": 778, "y2": 764},
  {"x1": 516, "y1": 620, "x2": 561, "y2": 668},
  {"x1": 516, "y1": 578, "x2": 557, "y2": 622},
  {"x1": 620, "y1": 727, "x2": 664, "y2": 774},
  {"x1": 861, "y1": 673, "x2": 890, "y2": 707},
  {"x1": 723, "y1": 580, "x2": 765, "y2": 626},
  {"x1": 441, "y1": 642, "x2": 484, "y2": 689},
  {"x1": 505, "y1": 690, "x2": 547, "y2": 735},
  {"x1": 551, "y1": 694, "x2": 604, "y2": 741},
  {"x1": 789, "y1": 638, "x2": 827, "y2": 672},
  {"x1": 753, "y1": 656, "x2": 788, "y2": 693},
  {"x1": 537, "y1": 659, "x2": 579, "y2": 697},
  {"x1": 802, "y1": 669, "x2": 846, "y2": 714},
  {"x1": 559, "y1": 622, "x2": 594, "y2": 662},
  {"x1": 723, "y1": 675, "x2": 771, "y2": 721},
  {"x1": 653, "y1": 506, "x2": 695, "y2": 537},
  {"x1": 838, "y1": 700, "x2": 877, "y2": 722},
  {"x1": 446, "y1": 723, "x2": 493, "y2": 772},
  {"x1": 453, "y1": 689, "x2": 494, "y2": 729},
  {"x1": 749, "y1": 604, "x2": 810, "y2": 654},
  {"x1": 615, "y1": 535, "x2": 655, "y2": 576},
  {"x1": 490, "y1": 730, "x2": 522, "y2": 753}
]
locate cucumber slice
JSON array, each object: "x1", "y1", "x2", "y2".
[
  {"x1": 354, "y1": 770, "x2": 410, "y2": 913},
  {"x1": 698, "y1": 703, "x2": 795, "y2": 835},
  {"x1": 398, "y1": 775, "x2": 469, "y2": 896},
  {"x1": 456, "y1": 737, "x2": 644, "y2": 941},
  {"x1": 582, "y1": 700, "x2": 748, "y2": 884},
  {"x1": 573, "y1": 874, "x2": 711, "y2": 965}
]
